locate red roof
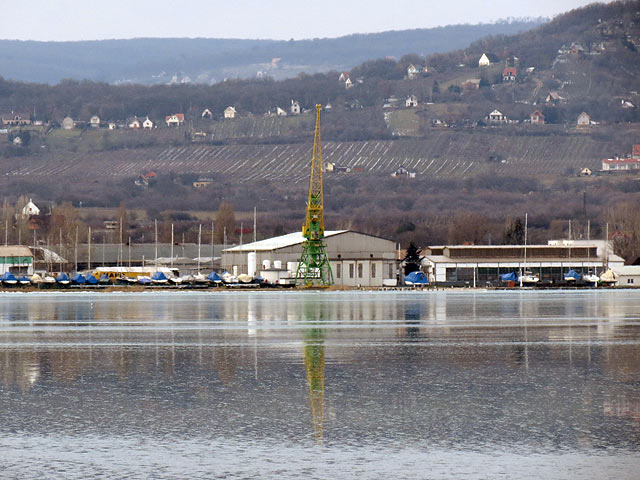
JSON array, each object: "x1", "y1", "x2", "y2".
[
  {"x1": 503, "y1": 67, "x2": 517, "y2": 76},
  {"x1": 633, "y1": 144, "x2": 640, "y2": 157},
  {"x1": 602, "y1": 157, "x2": 640, "y2": 164},
  {"x1": 165, "y1": 114, "x2": 185, "y2": 122}
]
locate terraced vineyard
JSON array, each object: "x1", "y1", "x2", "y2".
[{"x1": 0, "y1": 131, "x2": 629, "y2": 184}]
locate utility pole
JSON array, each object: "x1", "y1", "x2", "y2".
[
  {"x1": 253, "y1": 206, "x2": 257, "y2": 243},
  {"x1": 88, "y1": 226, "x2": 91, "y2": 271}
]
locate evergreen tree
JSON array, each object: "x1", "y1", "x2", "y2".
[
  {"x1": 503, "y1": 218, "x2": 525, "y2": 245},
  {"x1": 403, "y1": 241, "x2": 423, "y2": 275}
]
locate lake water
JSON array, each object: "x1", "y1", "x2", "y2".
[{"x1": 0, "y1": 290, "x2": 639, "y2": 479}]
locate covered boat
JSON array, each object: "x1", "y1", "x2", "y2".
[
  {"x1": 17, "y1": 276, "x2": 31, "y2": 285},
  {"x1": 86, "y1": 274, "x2": 99, "y2": 285},
  {"x1": 138, "y1": 276, "x2": 151, "y2": 285},
  {"x1": 99, "y1": 274, "x2": 111, "y2": 285},
  {"x1": 56, "y1": 272, "x2": 70, "y2": 285},
  {"x1": 207, "y1": 272, "x2": 223, "y2": 283},
  {"x1": 238, "y1": 273, "x2": 253, "y2": 284},
  {"x1": 71, "y1": 273, "x2": 87, "y2": 285},
  {"x1": 405, "y1": 271, "x2": 429, "y2": 285},
  {"x1": 1, "y1": 271, "x2": 18, "y2": 285},
  {"x1": 30, "y1": 273, "x2": 43, "y2": 285},
  {"x1": 518, "y1": 271, "x2": 540, "y2": 284},
  {"x1": 564, "y1": 270, "x2": 581, "y2": 281},
  {"x1": 151, "y1": 271, "x2": 169, "y2": 284},
  {"x1": 500, "y1": 272, "x2": 518, "y2": 282},
  {"x1": 193, "y1": 273, "x2": 208, "y2": 284},
  {"x1": 600, "y1": 269, "x2": 618, "y2": 284}
]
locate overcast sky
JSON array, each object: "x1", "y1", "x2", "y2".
[{"x1": 1, "y1": 0, "x2": 605, "y2": 42}]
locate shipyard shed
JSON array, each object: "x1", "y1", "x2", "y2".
[
  {"x1": 0, "y1": 246, "x2": 34, "y2": 275},
  {"x1": 222, "y1": 230, "x2": 398, "y2": 287},
  {"x1": 422, "y1": 244, "x2": 625, "y2": 286}
]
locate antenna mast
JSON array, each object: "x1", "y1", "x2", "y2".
[{"x1": 296, "y1": 105, "x2": 333, "y2": 286}]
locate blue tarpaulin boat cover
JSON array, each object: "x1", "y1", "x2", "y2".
[
  {"x1": 87, "y1": 275, "x2": 99, "y2": 285},
  {"x1": 1, "y1": 271, "x2": 17, "y2": 282},
  {"x1": 207, "y1": 272, "x2": 223, "y2": 282},
  {"x1": 565, "y1": 269, "x2": 581, "y2": 280},
  {"x1": 405, "y1": 271, "x2": 429, "y2": 285},
  {"x1": 71, "y1": 273, "x2": 86, "y2": 284},
  {"x1": 138, "y1": 277, "x2": 151, "y2": 284},
  {"x1": 500, "y1": 272, "x2": 518, "y2": 282},
  {"x1": 151, "y1": 271, "x2": 168, "y2": 281},
  {"x1": 99, "y1": 274, "x2": 110, "y2": 283},
  {"x1": 56, "y1": 272, "x2": 70, "y2": 283}
]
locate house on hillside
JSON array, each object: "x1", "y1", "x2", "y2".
[
  {"x1": 570, "y1": 42, "x2": 585, "y2": 55},
  {"x1": 530, "y1": 110, "x2": 545, "y2": 125},
  {"x1": 135, "y1": 171, "x2": 157, "y2": 187},
  {"x1": 405, "y1": 95, "x2": 419, "y2": 108},
  {"x1": 142, "y1": 117, "x2": 154, "y2": 129},
  {"x1": 577, "y1": 112, "x2": 591, "y2": 127},
  {"x1": 201, "y1": 108, "x2": 213, "y2": 119},
  {"x1": 633, "y1": 144, "x2": 640, "y2": 159},
  {"x1": 391, "y1": 166, "x2": 416, "y2": 178},
  {"x1": 602, "y1": 156, "x2": 640, "y2": 171},
  {"x1": 502, "y1": 67, "x2": 517, "y2": 82},
  {"x1": 90, "y1": 115, "x2": 101, "y2": 128},
  {"x1": 406, "y1": 64, "x2": 427, "y2": 79},
  {"x1": 339, "y1": 72, "x2": 353, "y2": 89},
  {"x1": 224, "y1": 106, "x2": 236, "y2": 119},
  {"x1": 165, "y1": 114, "x2": 185, "y2": 126},
  {"x1": 128, "y1": 117, "x2": 141, "y2": 129},
  {"x1": 545, "y1": 91, "x2": 564, "y2": 104},
  {"x1": 488, "y1": 109, "x2": 508, "y2": 124},
  {"x1": 478, "y1": 53, "x2": 500, "y2": 67},
  {"x1": 108, "y1": 122, "x2": 117, "y2": 130},
  {"x1": 21, "y1": 199, "x2": 40, "y2": 217},
  {"x1": 62, "y1": 116, "x2": 75, "y2": 130},
  {"x1": 290, "y1": 100, "x2": 301, "y2": 115},
  {"x1": 1, "y1": 112, "x2": 31, "y2": 126}
]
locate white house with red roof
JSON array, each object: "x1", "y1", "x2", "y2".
[
  {"x1": 602, "y1": 156, "x2": 640, "y2": 171},
  {"x1": 502, "y1": 67, "x2": 517, "y2": 82},
  {"x1": 165, "y1": 114, "x2": 185, "y2": 126}
]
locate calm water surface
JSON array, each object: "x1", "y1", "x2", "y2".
[{"x1": 0, "y1": 290, "x2": 639, "y2": 479}]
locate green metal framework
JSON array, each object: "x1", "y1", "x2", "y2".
[{"x1": 296, "y1": 105, "x2": 333, "y2": 286}]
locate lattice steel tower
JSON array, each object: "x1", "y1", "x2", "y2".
[{"x1": 296, "y1": 105, "x2": 333, "y2": 286}]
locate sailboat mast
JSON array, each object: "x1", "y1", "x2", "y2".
[{"x1": 198, "y1": 224, "x2": 202, "y2": 273}]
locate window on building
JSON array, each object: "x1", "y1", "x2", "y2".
[
  {"x1": 336, "y1": 264, "x2": 341, "y2": 278},
  {"x1": 371, "y1": 263, "x2": 376, "y2": 278},
  {"x1": 628, "y1": 278, "x2": 635, "y2": 284},
  {"x1": 358, "y1": 263, "x2": 363, "y2": 278},
  {"x1": 349, "y1": 264, "x2": 354, "y2": 278}
]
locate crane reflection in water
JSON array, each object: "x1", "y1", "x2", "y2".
[{"x1": 302, "y1": 301, "x2": 326, "y2": 444}]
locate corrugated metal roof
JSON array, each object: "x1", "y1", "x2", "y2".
[
  {"x1": 224, "y1": 231, "x2": 348, "y2": 252},
  {"x1": 0, "y1": 245, "x2": 32, "y2": 257}
]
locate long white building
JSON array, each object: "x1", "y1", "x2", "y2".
[
  {"x1": 423, "y1": 243, "x2": 624, "y2": 286},
  {"x1": 222, "y1": 230, "x2": 398, "y2": 287}
]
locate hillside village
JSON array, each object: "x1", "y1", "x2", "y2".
[{"x1": 0, "y1": 1, "x2": 638, "y2": 257}]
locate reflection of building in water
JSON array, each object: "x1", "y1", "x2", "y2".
[
  {"x1": 303, "y1": 328, "x2": 325, "y2": 444},
  {"x1": 0, "y1": 350, "x2": 40, "y2": 392}
]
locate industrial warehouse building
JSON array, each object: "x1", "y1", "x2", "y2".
[
  {"x1": 222, "y1": 230, "x2": 398, "y2": 287},
  {"x1": 422, "y1": 242, "x2": 625, "y2": 286}
]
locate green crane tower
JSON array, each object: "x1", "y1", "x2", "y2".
[{"x1": 296, "y1": 105, "x2": 333, "y2": 286}]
